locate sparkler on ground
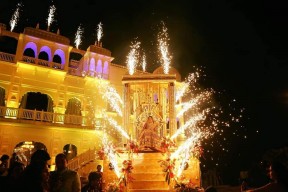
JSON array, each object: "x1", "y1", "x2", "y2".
[
  {"x1": 96, "y1": 22, "x2": 103, "y2": 45},
  {"x1": 158, "y1": 21, "x2": 172, "y2": 74},
  {"x1": 47, "y1": 5, "x2": 56, "y2": 31},
  {"x1": 9, "y1": 3, "x2": 22, "y2": 32},
  {"x1": 74, "y1": 24, "x2": 83, "y2": 49},
  {"x1": 102, "y1": 134, "x2": 121, "y2": 178},
  {"x1": 126, "y1": 40, "x2": 141, "y2": 75}
]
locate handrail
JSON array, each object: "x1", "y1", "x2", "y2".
[
  {"x1": 0, "y1": 106, "x2": 93, "y2": 127},
  {"x1": 67, "y1": 147, "x2": 97, "y2": 171}
]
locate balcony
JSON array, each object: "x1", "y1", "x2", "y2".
[
  {"x1": 0, "y1": 51, "x2": 15, "y2": 63},
  {"x1": 0, "y1": 106, "x2": 94, "y2": 129}
]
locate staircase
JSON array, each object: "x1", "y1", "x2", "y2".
[{"x1": 129, "y1": 152, "x2": 171, "y2": 192}]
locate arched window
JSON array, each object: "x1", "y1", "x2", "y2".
[
  {"x1": 23, "y1": 48, "x2": 35, "y2": 57},
  {"x1": 96, "y1": 59, "x2": 102, "y2": 76},
  {"x1": 53, "y1": 49, "x2": 65, "y2": 64},
  {"x1": 20, "y1": 92, "x2": 53, "y2": 112},
  {"x1": 38, "y1": 46, "x2": 51, "y2": 61},
  {"x1": 89, "y1": 58, "x2": 95, "y2": 76},
  {"x1": 53, "y1": 55, "x2": 62, "y2": 64}
]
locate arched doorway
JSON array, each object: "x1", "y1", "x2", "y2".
[
  {"x1": 65, "y1": 98, "x2": 81, "y2": 115},
  {"x1": 0, "y1": 36, "x2": 18, "y2": 54},
  {"x1": 13, "y1": 141, "x2": 47, "y2": 166},
  {"x1": 19, "y1": 92, "x2": 54, "y2": 112}
]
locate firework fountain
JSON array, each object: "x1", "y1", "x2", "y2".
[
  {"x1": 47, "y1": 5, "x2": 56, "y2": 31},
  {"x1": 9, "y1": 3, "x2": 22, "y2": 32},
  {"x1": 96, "y1": 22, "x2": 103, "y2": 46},
  {"x1": 158, "y1": 21, "x2": 172, "y2": 74},
  {"x1": 74, "y1": 24, "x2": 83, "y2": 49},
  {"x1": 126, "y1": 40, "x2": 141, "y2": 75}
]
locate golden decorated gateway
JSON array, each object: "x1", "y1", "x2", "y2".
[{"x1": 0, "y1": 23, "x2": 200, "y2": 191}]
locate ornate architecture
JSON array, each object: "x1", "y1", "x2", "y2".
[{"x1": 0, "y1": 23, "x2": 200, "y2": 190}]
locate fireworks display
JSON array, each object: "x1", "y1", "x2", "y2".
[
  {"x1": 126, "y1": 40, "x2": 141, "y2": 75},
  {"x1": 74, "y1": 24, "x2": 83, "y2": 49},
  {"x1": 141, "y1": 53, "x2": 147, "y2": 72},
  {"x1": 9, "y1": 3, "x2": 22, "y2": 32},
  {"x1": 47, "y1": 5, "x2": 56, "y2": 31},
  {"x1": 158, "y1": 21, "x2": 172, "y2": 74},
  {"x1": 96, "y1": 22, "x2": 103, "y2": 44}
]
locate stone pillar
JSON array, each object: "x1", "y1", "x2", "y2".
[
  {"x1": 123, "y1": 83, "x2": 130, "y2": 145},
  {"x1": 168, "y1": 82, "x2": 176, "y2": 137}
]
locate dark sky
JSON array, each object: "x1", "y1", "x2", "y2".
[{"x1": 1, "y1": 0, "x2": 288, "y2": 182}]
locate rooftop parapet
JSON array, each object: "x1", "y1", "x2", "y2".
[
  {"x1": 23, "y1": 27, "x2": 70, "y2": 45},
  {"x1": 87, "y1": 44, "x2": 111, "y2": 57}
]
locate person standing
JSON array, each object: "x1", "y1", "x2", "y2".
[
  {"x1": 139, "y1": 116, "x2": 160, "y2": 150},
  {"x1": 241, "y1": 161, "x2": 288, "y2": 192},
  {"x1": 0, "y1": 154, "x2": 9, "y2": 176},
  {"x1": 49, "y1": 153, "x2": 81, "y2": 192}
]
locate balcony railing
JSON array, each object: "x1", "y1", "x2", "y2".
[
  {"x1": 22, "y1": 56, "x2": 64, "y2": 70},
  {"x1": 0, "y1": 106, "x2": 93, "y2": 127},
  {"x1": 0, "y1": 51, "x2": 15, "y2": 63}
]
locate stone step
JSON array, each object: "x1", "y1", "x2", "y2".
[
  {"x1": 131, "y1": 172, "x2": 166, "y2": 181},
  {"x1": 129, "y1": 180, "x2": 169, "y2": 189}
]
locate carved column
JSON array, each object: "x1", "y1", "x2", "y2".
[
  {"x1": 168, "y1": 82, "x2": 176, "y2": 137},
  {"x1": 123, "y1": 83, "x2": 130, "y2": 144}
]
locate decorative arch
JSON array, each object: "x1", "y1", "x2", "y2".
[
  {"x1": 0, "y1": 87, "x2": 5, "y2": 106},
  {"x1": 13, "y1": 141, "x2": 47, "y2": 166},
  {"x1": 89, "y1": 58, "x2": 95, "y2": 71},
  {"x1": 23, "y1": 42, "x2": 37, "y2": 57},
  {"x1": 53, "y1": 49, "x2": 65, "y2": 64},
  {"x1": 65, "y1": 97, "x2": 81, "y2": 115},
  {"x1": 19, "y1": 92, "x2": 54, "y2": 112},
  {"x1": 96, "y1": 59, "x2": 102, "y2": 74},
  {"x1": 38, "y1": 46, "x2": 52, "y2": 61}
]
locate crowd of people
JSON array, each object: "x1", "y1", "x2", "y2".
[
  {"x1": 0, "y1": 151, "x2": 103, "y2": 192},
  {"x1": 1, "y1": 149, "x2": 288, "y2": 192}
]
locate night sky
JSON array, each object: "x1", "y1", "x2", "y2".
[{"x1": 1, "y1": 0, "x2": 288, "y2": 184}]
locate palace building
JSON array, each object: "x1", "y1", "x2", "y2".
[{"x1": 0, "y1": 23, "x2": 201, "y2": 190}]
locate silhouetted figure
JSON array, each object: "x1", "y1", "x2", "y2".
[
  {"x1": 81, "y1": 171, "x2": 102, "y2": 192},
  {"x1": 0, "y1": 154, "x2": 9, "y2": 176},
  {"x1": 18, "y1": 150, "x2": 51, "y2": 192},
  {"x1": 49, "y1": 153, "x2": 81, "y2": 192},
  {"x1": 241, "y1": 161, "x2": 288, "y2": 192}
]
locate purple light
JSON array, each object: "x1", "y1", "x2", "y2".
[
  {"x1": 103, "y1": 61, "x2": 109, "y2": 74},
  {"x1": 96, "y1": 60, "x2": 102, "y2": 73},
  {"x1": 23, "y1": 42, "x2": 37, "y2": 56},
  {"x1": 54, "y1": 49, "x2": 65, "y2": 64},
  {"x1": 89, "y1": 58, "x2": 95, "y2": 71},
  {"x1": 39, "y1": 46, "x2": 52, "y2": 61}
]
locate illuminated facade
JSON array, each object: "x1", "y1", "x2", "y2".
[{"x1": 0, "y1": 23, "x2": 200, "y2": 189}]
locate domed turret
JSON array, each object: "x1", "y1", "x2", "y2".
[{"x1": 153, "y1": 66, "x2": 181, "y2": 81}]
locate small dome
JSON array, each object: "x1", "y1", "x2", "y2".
[{"x1": 153, "y1": 66, "x2": 181, "y2": 81}]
